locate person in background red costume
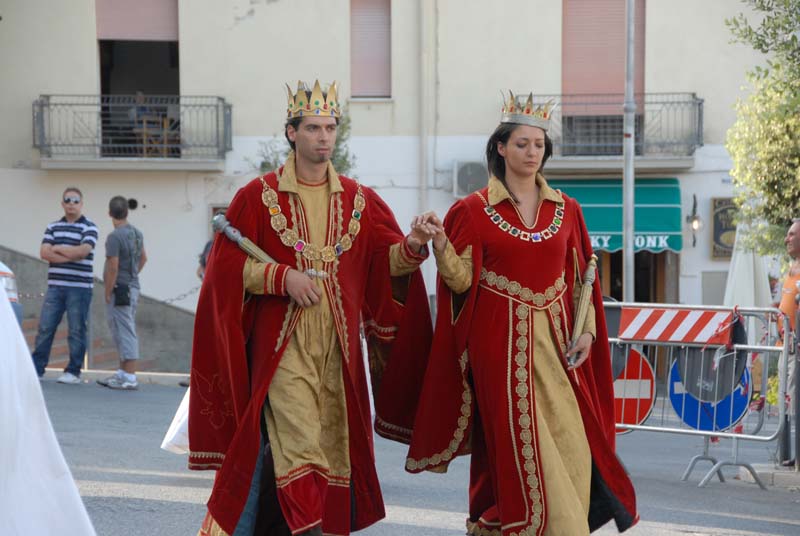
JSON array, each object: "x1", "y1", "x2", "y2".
[
  {"x1": 407, "y1": 90, "x2": 637, "y2": 535},
  {"x1": 189, "y1": 80, "x2": 434, "y2": 536}
]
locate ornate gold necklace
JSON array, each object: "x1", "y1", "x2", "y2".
[
  {"x1": 260, "y1": 176, "x2": 366, "y2": 262},
  {"x1": 476, "y1": 191, "x2": 565, "y2": 243}
]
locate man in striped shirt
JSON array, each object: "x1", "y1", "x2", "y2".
[{"x1": 32, "y1": 187, "x2": 99, "y2": 384}]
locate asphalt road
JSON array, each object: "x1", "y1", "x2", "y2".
[{"x1": 41, "y1": 380, "x2": 800, "y2": 536}]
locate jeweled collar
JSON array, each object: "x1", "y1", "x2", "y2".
[
  {"x1": 487, "y1": 173, "x2": 563, "y2": 206},
  {"x1": 277, "y1": 151, "x2": 344, "y2": 194}
]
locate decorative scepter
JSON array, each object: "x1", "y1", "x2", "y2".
[
  {"x1": 211, "y1": 214, "x2": 327, "y2": 279},
  {"x1": 568, "y1": 254, "x2": 598, "y2": 367}
]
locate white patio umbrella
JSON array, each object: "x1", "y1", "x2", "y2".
[
  {"x1": 723, "y1": 228, "x2": 773, "y2": 310},
  {"x1": 722, "y1": 228, "x2": 773, "y2": 397}
]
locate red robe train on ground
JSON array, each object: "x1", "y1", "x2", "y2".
[
  {"x1": 407, "y1": 176, "x2": 637, "y2": 535},
  {"x1": 188, "y1": 167, "x2": 432, "y2": 535}
]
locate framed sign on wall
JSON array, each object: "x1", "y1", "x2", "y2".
[{"x1": 711, "y1": 198, "x2": 736, "y2": 259}]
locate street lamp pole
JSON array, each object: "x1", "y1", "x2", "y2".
[{"x1": 622, "y1": 0, "x2": 636, "y2": 302}]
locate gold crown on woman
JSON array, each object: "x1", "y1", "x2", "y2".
[
  {"x1": 286, "y1": 80, "x2": 340, "y2": 119},
  {"x1": 500, "y1": 90, "x2": 553, "y2": 131}
]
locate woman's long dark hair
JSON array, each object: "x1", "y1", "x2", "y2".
[{"x1": 485, "y1": 123, "x2": 553, "y2": 200}]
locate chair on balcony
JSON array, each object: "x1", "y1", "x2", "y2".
[
  {"x1": 132, "y1": 115, "x2": 165, "y2": 157},
  {"x1": 132, "y1": 115, "x2": 181, "y2": 158}
]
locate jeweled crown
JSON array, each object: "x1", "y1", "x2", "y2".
[
  {"x1": 500, "y1": 90, "x2": 553, "y2": 131},
  {"x1": 286, "y1": 80, "x2": 340, "y2": 119}
]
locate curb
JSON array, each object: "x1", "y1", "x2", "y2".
[
  {"x1": 43, "y1": 367, "x2": 189, "y2": 387},
  {"x1": 739, "y1": 463, "x2": 800, "y2": 489}
]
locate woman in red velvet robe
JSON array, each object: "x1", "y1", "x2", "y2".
[{"x1": 407, "y1": 93, "x2": 637, "y2": 535}]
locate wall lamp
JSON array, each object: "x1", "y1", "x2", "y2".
[{"x1": 686, "y1": 194, "x2": 704, "y2": 247}]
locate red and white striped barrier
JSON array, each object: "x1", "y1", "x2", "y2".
[{"x1": 618, "y1": 307, "x2": 732, "y2": 345}]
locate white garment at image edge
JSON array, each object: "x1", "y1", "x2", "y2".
[
  {"x1": 0, "y1": 285, "x2": 96, "y2": 535},
  {"x1": 161, "y1": 386, "x2": 190, "y2": 455}
]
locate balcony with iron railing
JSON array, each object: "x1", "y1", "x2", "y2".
[
  {"x1": 33, "y1": 95, "x2": 232, "y2": 170},
  {"x1": 532, "y1": 93, "x2": 704, "y2": 172}
]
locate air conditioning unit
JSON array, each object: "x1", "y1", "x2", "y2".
[{"x1": 452, "y1": 160, "x2": 488, "y2": 198}]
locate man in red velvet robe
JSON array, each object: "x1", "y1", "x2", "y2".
[{"x1": 189, "y1": 81, "x2": 433, "y2": 536}]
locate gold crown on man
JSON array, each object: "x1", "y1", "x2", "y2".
[
  {"x1": 500, "y1": 90, "x2": 553, "y2": 131},
  {"x1": 286, "y1": 80, "x2": 340, "y2": 119}
]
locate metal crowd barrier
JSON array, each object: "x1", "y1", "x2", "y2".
[{"x1": 604, "y1": 302, "x2": 792, "y2": 490}]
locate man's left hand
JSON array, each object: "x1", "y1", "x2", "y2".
[{"x1": 566, "y1": 332, "x2": 593, "y2": 369}]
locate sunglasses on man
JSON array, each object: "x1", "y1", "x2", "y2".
[{"x1": 63, "y1": 196, "x2": 82, "y2": 204}]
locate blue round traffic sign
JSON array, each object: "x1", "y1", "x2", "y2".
[{"x1": 668, "y1": 360, "x2": 751, "y2": 432}]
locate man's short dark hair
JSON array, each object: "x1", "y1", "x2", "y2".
[
  {"x1": 109, "y1": 196, "x2": 128, "y2": 220},
  {"x1": 63, "y1": 186, "x2": 82, "y2": 199},
  {"x1": 285, "y1": 116, "x2": 303, "y2": 151}
]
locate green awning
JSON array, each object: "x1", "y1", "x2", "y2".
[{"x1": 547, "y1": 178, "x2": 683, "y2": 253}]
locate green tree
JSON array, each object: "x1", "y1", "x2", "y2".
[
  {"x1": 254, "y1": 106, "x2": 357, "y2": 177},
  {"x1": 725, "y1": 1, "x2": 800, "y2": 257},
  {"x1": 727, "y1": 0, "x2": 800, "y2": 77}
]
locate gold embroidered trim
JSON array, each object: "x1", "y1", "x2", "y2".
[
  {"x1": 512, "y1": 303, "x2": 544, "y2": 534},
  {"x1": 188, "y1": 462, "x2": 222, "y2": 470},
  {"x1": 363, "y1": 319, "x2": 398, "y2": 341},
  {"x1": 466, "y1": 520, "x2": 502, "y2": 536},
  {"x1": 405, "y1": 351, "x2": 471, "y2": 471},
  {"x1": 331, "y1": 192, "x2": 350, "y2": 363},
  {"x1": 375, "y1": 415, "x2": 412, "y2": 436},
  {"x1": 189, "y1": 450, "x2": 225, "y2": 460},
  {"x1": 275, "y1": 464, "x2": 350, "y2": 489},
  {"x1": 480, "y1": 268, "x2": 565, "y2": 309},
  {"x1": 274, "y1": 301, "x2": 297, "y2": 353},
  {"x1": 199, "y1": 513, "x2": 230, "y2": 536},
  {"x1": 549, "y1": 300, "x2": 568, "y2": 356}
]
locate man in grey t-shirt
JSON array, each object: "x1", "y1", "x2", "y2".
[{"x1": 98, "y1": 196, "x2": 147, "y2": 390}]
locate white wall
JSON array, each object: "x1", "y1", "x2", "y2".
[
  {"x1": 0, "y1": 0, "x2": 99, "y2": 169},
  {"x1": 677, "y1": 145, "x2": 737, "y2": 304},
  {"x1": 645, "y1": 0, "x2": 764, "y2": 145}
]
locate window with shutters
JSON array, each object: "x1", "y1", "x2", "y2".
[{"x1": 351, "y1": 0, "x2": 391, "y2": 98}]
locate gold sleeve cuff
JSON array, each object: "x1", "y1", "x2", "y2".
[
  {"x1": 434, "y1": 241, "x2": 473, "y2": 294},
  {"x1": 389, "y1": 238, "x2": 428, "y2": 277},
  {"x1": 244, "y1": 257, "x2": 267, "y2": 295},
  {"x1": 243, "y1": 258, "x2": 290, "y2": 295}
]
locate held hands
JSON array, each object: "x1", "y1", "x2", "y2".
[
  {"x1": 407, "y1": 211, "x2": 447, "y2": 253},
  {"x1": 285, "y1": 269, "x2": 322, "y2": 308},
  {"x1": 566, "y1": 332, "x2": 593, "y2": 369}
]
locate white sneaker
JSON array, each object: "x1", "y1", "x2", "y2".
[
  {"x1": 56, "y1": 372, "x2": 81, "y2": 385},
  {"x1": 103, "y1": 375, "x2": 139, "y2": 390}
]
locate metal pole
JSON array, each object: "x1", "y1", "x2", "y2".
[
  {"x1": 418, "y1": 0, "x2": 429, "y2": 215},
  {"x1": 794, "y1": 293, "x2": 799, "y2": 471},
  {"x1": 622, "y1": 0, "x2": 636, "y2": 302}
]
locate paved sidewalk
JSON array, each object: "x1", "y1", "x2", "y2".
[{"x1": 44, "y1": 367, "x2": 188, "y2": 386}]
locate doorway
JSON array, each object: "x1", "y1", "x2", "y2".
[{"x1": 99, "y1": 40, "x2": 180, "y2": 157}]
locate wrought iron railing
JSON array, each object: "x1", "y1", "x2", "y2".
[
  {"x1": 532, "y1": 93, "x2": 703, "y2": 157},
  {"x1": 33, "y1": 94, "x2": 232, "y2": 160}
]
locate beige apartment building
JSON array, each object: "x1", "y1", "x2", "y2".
[{"x1": 0, "y1": 0, "x2": 763, "y2": 312}]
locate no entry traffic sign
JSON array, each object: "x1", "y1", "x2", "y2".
[{"x1": 614, "y1": 347, "x2": 656, "y2": 434}]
